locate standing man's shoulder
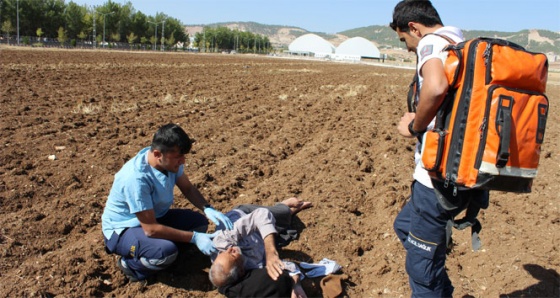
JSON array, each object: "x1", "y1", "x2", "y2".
[
  {"x1": 434, "y1": 26, "x2": 464, "y2": 43},
  {"x1": 417, "y1": 26, "x2": 464, "y2": 70}
]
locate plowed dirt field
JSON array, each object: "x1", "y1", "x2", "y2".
[{"x1": 1, "y1": 47, "x2": 558, "y2": 297}]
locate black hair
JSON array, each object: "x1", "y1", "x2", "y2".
[
  {"x1": 150, "y1": 123, "x2": 192, "y2": 154},
  {"x1": 390, "y1": 0, "x2": 443, "y2": 32}
]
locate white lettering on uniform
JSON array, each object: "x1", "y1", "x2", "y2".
[{"x1": 407, "y1": 236, "x2": 432, "y2": 252}]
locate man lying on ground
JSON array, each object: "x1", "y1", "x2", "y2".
[{"x1": 209, "y1": 197, "x2": 313, "y2": 298}]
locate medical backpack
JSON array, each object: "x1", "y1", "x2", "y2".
[{"x1": 414, "y1": 37, "x2": 549, "y2": 193}]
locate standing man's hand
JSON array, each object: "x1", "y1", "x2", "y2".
[
  {"x1": 398, "y1": 112, "x2": 416, "y2": 137},
  {"x1": 204, "y1": 206, "x2": 233, "y2": 230},
  {"x1": 190, "y1": 231, "x2": 218, "y2": 255}
]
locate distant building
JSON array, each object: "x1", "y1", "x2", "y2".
[
  {"x1": 287, "y1": 34, "x2": 382, "y2": 62},
  {"x1": 335, "y1": 37, "x2": 380, "y2": 59},
  {"x1": 288, "y1": 33, "x2": 335, "y2": 56}
]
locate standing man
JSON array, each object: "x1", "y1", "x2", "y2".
[
  {"x1": 101, "y1": 123, "x2": 233, "y2": 282},
  {"x1": 390, "y1": 1, "x2": 489, "y2": 296}
]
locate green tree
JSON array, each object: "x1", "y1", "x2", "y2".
[
  {"x1": 36, "y1": 27, "x2": 44, "y2": 46},
  {"x1": 130, "y1": 11, "x2": 149, "y2": 41},
  {"x1": 166, "y1": 30, "x2": 176, "y2": 49},
  {"x1": 126, "y1": 32, "x2": 137, "y2": 49},
  {"x1": 44, "y1": 0, "x2": 66, "y2": 38},
  {"x1": 111, "y1": 32, "x2": 120, "y2": 43},
  {"x1": 162, "y1": 17, "x2": 187, "y2": 43},
  {"x1": 64, "y1": 2, "x2": 87, "y2": 40},
  {"x1": 57, "y1": 26, "x2": 67, "y2": 46},
  {"x1": 149, "y1": 35, "x2": 156, "y2": 50},
  {"x1": 77, "y1": 31, "x2": 87, "y2": 43},
  {"x1": 2, "y1": 20, "x2": 14, "y2": 44}
]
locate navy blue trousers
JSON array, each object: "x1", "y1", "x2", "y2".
[
  {"x1": 394, "y1": 181, "x2": 467, "y2": 297},
  {"x1": 104, "y1": 209, "x2": 208, "y2": 280}
]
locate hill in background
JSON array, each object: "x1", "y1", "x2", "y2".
[{"x1": 186, "y1": 22, "x2": 560, "y2": 56}]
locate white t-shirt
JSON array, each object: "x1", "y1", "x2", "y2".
[{"x1": 413, "y1": 26, "x2": 464, "y2": 188}]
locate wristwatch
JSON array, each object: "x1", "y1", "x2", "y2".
[
  {"x1": 408, "y1": 120, "x2": 426, "y2": 137},
  {"x1": 203, "y1": 204, "x2": 213, "y2": 209}
]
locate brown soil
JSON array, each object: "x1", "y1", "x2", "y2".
[{"x1": 1, "y1": 47, "x2": 558, "y2": 297}]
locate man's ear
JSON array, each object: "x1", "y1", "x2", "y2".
[
  {"x1": 152, "y1": 149, "x2": 163, "y2": 159},
  {"x1": 408, "y1": 22, "x2": 421, "y2": 37}
]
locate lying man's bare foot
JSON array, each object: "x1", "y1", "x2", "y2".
[{"x1": 282, "y1": 197, "x2": 313, "y2": 215}]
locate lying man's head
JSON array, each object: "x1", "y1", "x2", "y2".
[{"x1": 209, "y1": 246, "x2": 246, "y2": 287}]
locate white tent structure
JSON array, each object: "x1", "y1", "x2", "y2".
[
  {"x1": 335, "y1": 37, "x2": 381, "y2": 59},
  {"x1": 288, "y1": 33, "x2": 336, "y2": 56}
]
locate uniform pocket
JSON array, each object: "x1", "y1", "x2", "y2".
[{"x1": 404, "y1": 232, "x2": 438, "y2": 286}]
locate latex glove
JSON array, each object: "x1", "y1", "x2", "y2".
[
  {"x1": 190, "y1": 231, "x2": 218, "y2": 255},
  {"x1": 204, "y1": 207, "x2": 233, "y2": 230}
]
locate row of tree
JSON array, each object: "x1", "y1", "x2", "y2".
[
  {"x1": 0, "y1": 0, "x2": 187, "y2": 47},
  {"x1": 195, "y1": 26, "x2": 272, "y2": 53},
  {"x1": 0, "y1": 0, "x2": 273, "y2": 52}
]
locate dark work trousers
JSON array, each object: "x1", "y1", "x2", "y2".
[
  {"x1": 393, "y1": 181, "x2": 467, "y2": 297},
  {"x1": 233, "y1": 203, "x2": 292, "y2": 229},
  {"x1": 104, "y1": 209, "x2": 208, "y2": 280}
]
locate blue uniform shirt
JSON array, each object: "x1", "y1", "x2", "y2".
[{"x1": 101, "y1": 147, "x2": 184, "y2": 239}]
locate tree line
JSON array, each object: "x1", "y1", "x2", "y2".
[
  {"x1": 194, "y1": 26, "x2": 271, "y2": 54},
  {"x1": 0, "y1": 0, "x2": 272, "y2": 52},
  {"x1": 0, "y1": 0, "x2": 187, "y2": 48}
]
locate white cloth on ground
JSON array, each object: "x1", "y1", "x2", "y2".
[
  {"x1": 299, "y1": 258, "x2": 342, "y2": 278},
  {"x1": 282, "y1": 261, "x2": 303, "y2": 278}
]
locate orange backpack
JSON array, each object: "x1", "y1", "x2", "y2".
[{"x1": 418, "y1": 37, "x2": 549, "y2": 192}]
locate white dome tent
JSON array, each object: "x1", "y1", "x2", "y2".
[
  {"x1": 335, "y1": 37, "x2": 381, "y2": 60},
  {"x1": 288, "y1": 33, "x2": 336, "y2": 57}
]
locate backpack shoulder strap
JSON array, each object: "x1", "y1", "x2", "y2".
[
  {"x1": 407, "y1": 71, "x2": 419, "y2": 113},
  {"x1": 428, "y1": 33, "x2": 457, "y2": 45},
  {"x1": 406, "y1": 33, "x2": 457, "y2": 112}
]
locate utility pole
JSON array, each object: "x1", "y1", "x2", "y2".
[
  {"x1": 161, "y1": 20, "x2": 165, "y2": 51},
  {"x1": 147, "y1": 21, "x2": 158, "y2": 50},
  {"x1": 16, "y1": 0, "x2": 19, "y2": 45},
  {"x1": 101, "y1": 11, "x2": 114, "y2": 48},
  {"x1": 93, "y1": 10, "x2": 96, "y2": 48}
]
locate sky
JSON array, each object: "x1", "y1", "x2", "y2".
[{"x1": 71, "y1": 0, "x2": 560, "y2": 33}]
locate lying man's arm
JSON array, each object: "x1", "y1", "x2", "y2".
[{"x1": 264, "y1": 233, "x2": 284, "y2": 281}]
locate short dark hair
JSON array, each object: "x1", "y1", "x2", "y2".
[
  {"x1": 150, "y1": 123, "x2": 192, "y2": 154},
  {"x1": 390, "y1": 0, "x2": 443, "y2": 32}
]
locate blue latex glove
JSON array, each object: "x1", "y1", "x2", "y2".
[
  {"x1": 190, "y1": 231, "x2": 218, "y2": 255},
  {"x1": 204, "y1": 207, "x2": 233, "y2": 230}
]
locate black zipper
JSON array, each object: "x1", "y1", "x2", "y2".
[
  {"x1": 445, "y1": 38, "x2": 483, "y2": 184},
  {"x1": 473, "y1": 85, "x2": 497, "y2": 169}
]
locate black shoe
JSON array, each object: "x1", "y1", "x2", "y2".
[{"x1": 117, "y1": 257, "x2": 139, "y2": 282}]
